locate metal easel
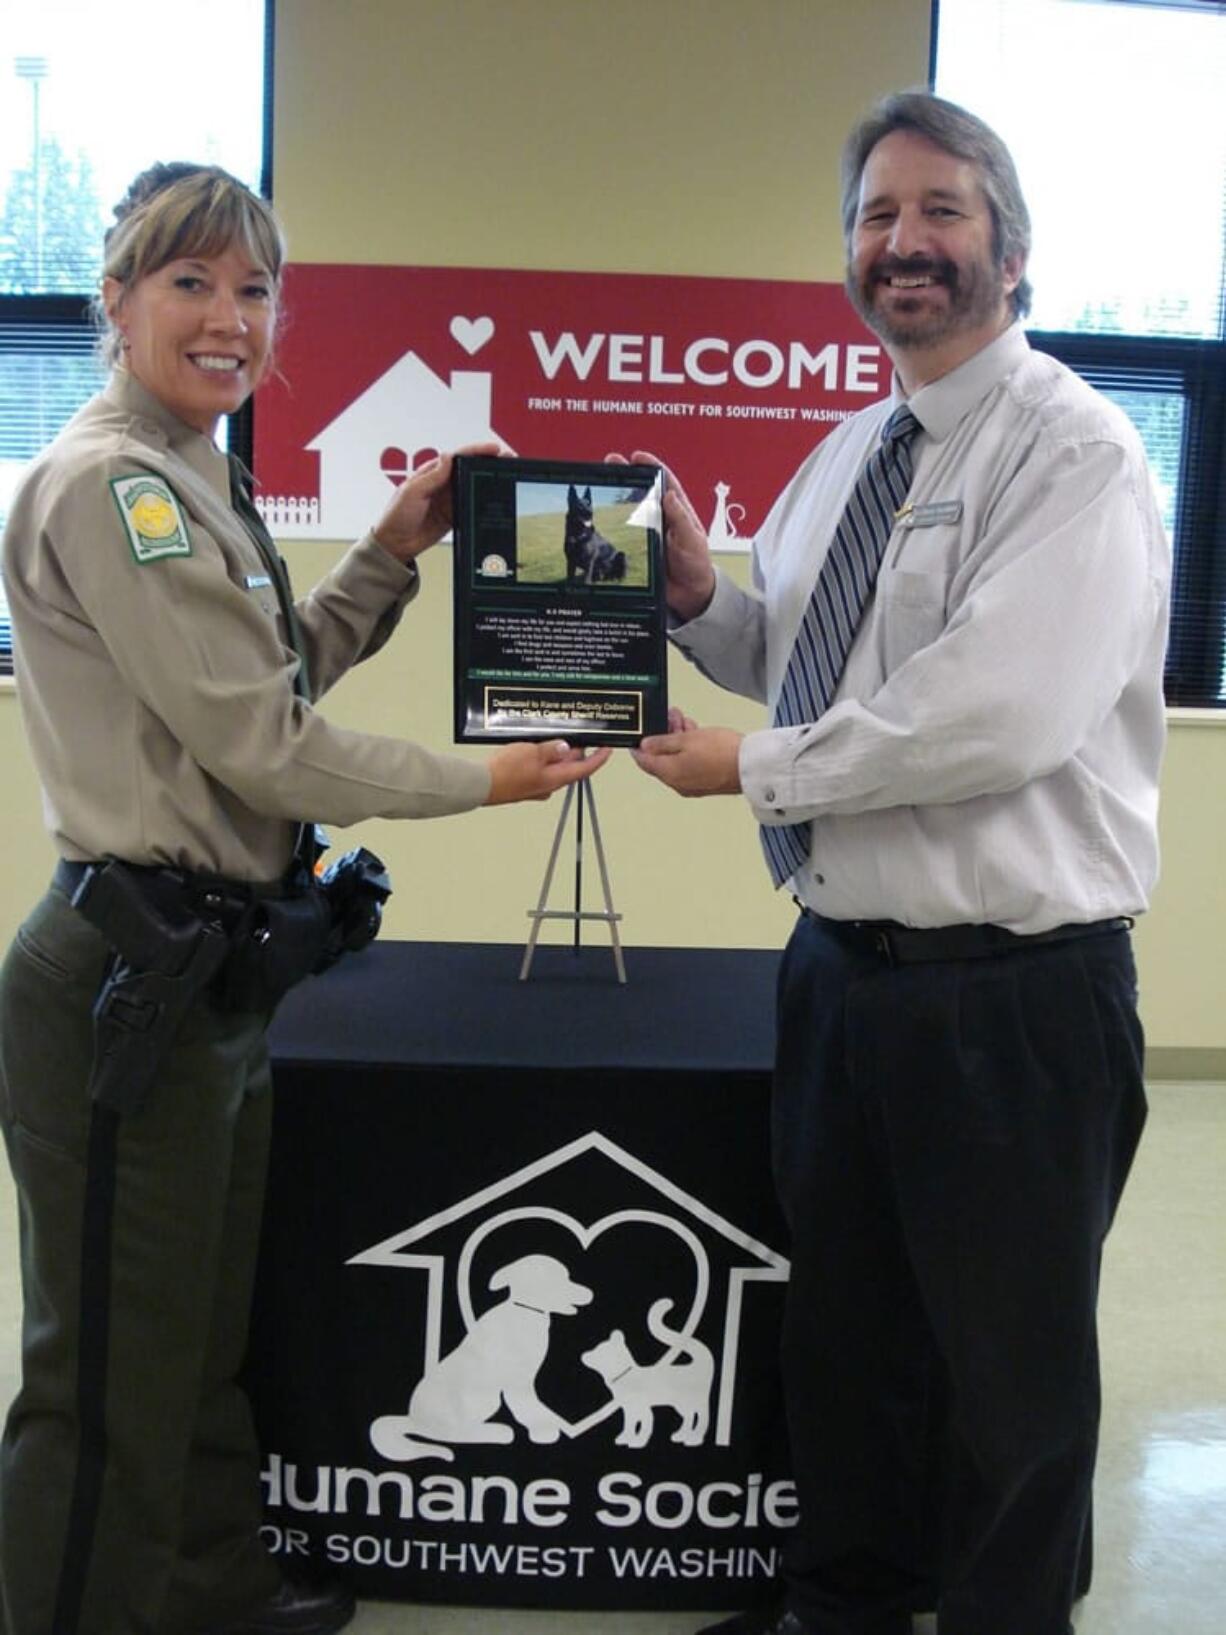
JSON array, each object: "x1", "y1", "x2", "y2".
[{"x1": 520, "y1": 779, "x2": 625, "y2": 983}]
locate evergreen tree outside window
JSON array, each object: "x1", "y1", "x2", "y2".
[{"x1": 0, "y1": 137, "x2": 106, "y2": 295}]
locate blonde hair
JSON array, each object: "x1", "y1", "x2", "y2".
[{"x1": 95, "y1": 163, "x2": 285, "y2": 364}]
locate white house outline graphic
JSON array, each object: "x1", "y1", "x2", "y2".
[
  {"x1": 348, "y1": 1130, "x2": 789, "y2": 1446},
  {"x1": 257, "y1": 348, "x2": 510, "y2": 538}
]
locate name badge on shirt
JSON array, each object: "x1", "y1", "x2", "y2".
[
  {"x1": 895, "y1": 499, "x2": 963, "y2": 529},
  {"x1": 244, "y1": 573, "x2": 273, "y2": 589}
]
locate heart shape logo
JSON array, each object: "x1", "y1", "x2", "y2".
[
  {"x1": 450, "y1": 314, "x2": 495, "y2": 355},
  {"x1": 456, "y1": 1206, "x2": 710, "y2": 1439}
]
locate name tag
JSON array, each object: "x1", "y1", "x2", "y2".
[
  {"x1": 244, "y1": 573, "x2": 273, "y2": 589},
  {"x1": 896, "y1": 500, "x2": 963, "y2": 529}
]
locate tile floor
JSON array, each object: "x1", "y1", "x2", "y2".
[{"x1": 1, "y1": 1082, "x2": 1222, "y2": 1633}]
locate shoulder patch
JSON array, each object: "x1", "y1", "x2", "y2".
[{"x1": 109, "y1": 475, "x2": 192, "y2": 563}]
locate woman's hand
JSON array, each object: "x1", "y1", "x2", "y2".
[
  {"x1": 372, "y1": 442, "x2": 502, "y2": 564},
  {"x1": 484, "y1": 741, "x2": 612, "y2": 805}
]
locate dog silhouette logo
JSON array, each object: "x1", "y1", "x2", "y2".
[
  {"x1": 351, "y1": 1132, "x2": 788, "y2": 1466},
  {"x1": 370, "y1": 1253, "x2": 592, "y2": 1464}
]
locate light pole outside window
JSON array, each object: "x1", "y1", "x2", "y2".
[{"x1": 14, "y1": 55, "x2": 49, "y2": 289}]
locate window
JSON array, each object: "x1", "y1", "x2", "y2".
[
  {"x1": 0, "y1": 0, "x2": 271, "y2": 675},
  {"x1": 934, "y1": 0, "x2": 1226, "y2": 706}
]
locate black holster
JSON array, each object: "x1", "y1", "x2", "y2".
[
  {"x1": 66, "y1": 848, "x2": 392, "y2": 1116},
  {"x1": 211, "y1": 888, "x2": 333, "y2": 1013},
  {"x1": 70, "y1": 863, "x2": 233, "y2": 1116},
  {"x1": 212, "y1": 846, "x2": 392, "y2": 1010}
]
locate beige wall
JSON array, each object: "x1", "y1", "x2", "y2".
[
  {"x1": 274, "y1": 0, "x2": 927, "y2": 282},
  {"x1": 1133, "y1": 716, "x2": 1226, "y2": 1067},
  {"x1": 1, "y1": 0, "x2": 1222, "y2": 1064}
]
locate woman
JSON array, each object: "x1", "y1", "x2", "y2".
[{"x1": 0, "y1": 163, "x2": 606, "y2": 1635}]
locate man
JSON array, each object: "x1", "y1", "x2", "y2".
[{"x1": 632, "y1": 92, "x2": 1169, "y2": 1635}]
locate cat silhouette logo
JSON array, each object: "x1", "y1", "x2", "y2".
[{"x1": 349, "y1": 1131, "x2": 788, "y2": 1465}]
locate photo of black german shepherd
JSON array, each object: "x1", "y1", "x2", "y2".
[{"x1": 564, "y1": 485, "x2": 628, "y2": 584}]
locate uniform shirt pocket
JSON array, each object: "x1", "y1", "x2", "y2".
[
  {"x1": 875, "y1": 567, "x2": 950, "y2": 671},
  {"x1": 241, "y1": 571, "x2": 279, "y2": 623}
]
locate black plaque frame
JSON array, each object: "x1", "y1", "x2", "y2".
[{"x1": 452, "y1": 456, "x2": 669, "y2": 747}]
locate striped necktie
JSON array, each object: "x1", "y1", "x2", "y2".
[{"x1": 760, "y1": 403, "x2": 921, "y2": 888}]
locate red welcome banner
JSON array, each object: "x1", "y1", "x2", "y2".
[{"x1": 253, "y1": 265, "x2": 883, "y2": 547}]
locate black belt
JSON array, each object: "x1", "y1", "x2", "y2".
[
  {"x1": 795, "y1": 902, "x2": 1132, "y2": 966},
  {"x1": 53, "y1": 858, "x2": 300, "y2": 933}
]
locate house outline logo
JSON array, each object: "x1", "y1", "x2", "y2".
[
  {"x1": 256, "y1": 343, "x2": 512, "y2": 538},
  {"x1": 349, "y1": 1130, "x2": 789, "y2": 1460}
]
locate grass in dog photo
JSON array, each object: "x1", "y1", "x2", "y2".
[{"x1": 515, "y1": 480, "x2": 652, "y2": 587}]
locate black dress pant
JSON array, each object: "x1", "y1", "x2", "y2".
[{"x1": 772, "y1": 914, "x2": 1146, "y2": 1635}]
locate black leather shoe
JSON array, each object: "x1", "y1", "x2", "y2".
[
  {"x1": 211, "y1": 1578, "x2": 356, "y2": 1635},
  {"x1": 698, "y1": 1608, "x2": 811, "y2": 1635}
]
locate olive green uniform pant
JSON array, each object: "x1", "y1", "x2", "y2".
[{"x1": 0, "y1": 886, "x2": 280, "y2": 1634}]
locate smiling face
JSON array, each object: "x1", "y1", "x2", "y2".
[
  {"x1": 846, "y1": 128, "x2": 1023, "y2": 388},
  {"x1": 103, "y1": 243, "x2": 276, "y2": 434}
]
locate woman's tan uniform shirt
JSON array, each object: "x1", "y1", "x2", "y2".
[{"x1": 3, "y1": 371, "x2": 490, "y2": 880}]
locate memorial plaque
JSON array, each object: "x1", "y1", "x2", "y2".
[{"x1": 452, "y1": 456, "x2": 668, "y2": 746}]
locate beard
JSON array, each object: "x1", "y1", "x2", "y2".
[{"x1": 846, "y1": 251, "x2": 1007, "y2": 351}]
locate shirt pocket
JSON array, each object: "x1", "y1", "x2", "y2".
[
  {"x1": 875, "y1": 566, "x2": 949, "y2": 670},
  {"x1": 239, "y1": 572, "x2": 279, "y2": 624}
]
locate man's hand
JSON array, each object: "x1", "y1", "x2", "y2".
[
  {"x1": 632, "y1": 714, "x2": 743, "y2": 797},
  {"x1": 606, "y1": 448, "x2": 716, "y2": 623},
  {"x1": 372, "y1": 441, "x2": 502, "y2": 563},
  {"x1": 485, "y1": 741, "x2": 612, "y2": 805}
]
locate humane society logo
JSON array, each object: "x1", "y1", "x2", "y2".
[
  {"x1": 252, "y1": 264, "x2": 878, "y2": 556},
  {"x1": 258, "y1": 1132, "x2": 796, "y2": 1604}
]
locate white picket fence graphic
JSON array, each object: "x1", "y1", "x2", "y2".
[{"x1": 254, "y1": 495, "x2": 327, "y2": 537}]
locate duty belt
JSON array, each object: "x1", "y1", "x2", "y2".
[{"x1": 53, "y1": 857, "x2": 301, "y2": 932}]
